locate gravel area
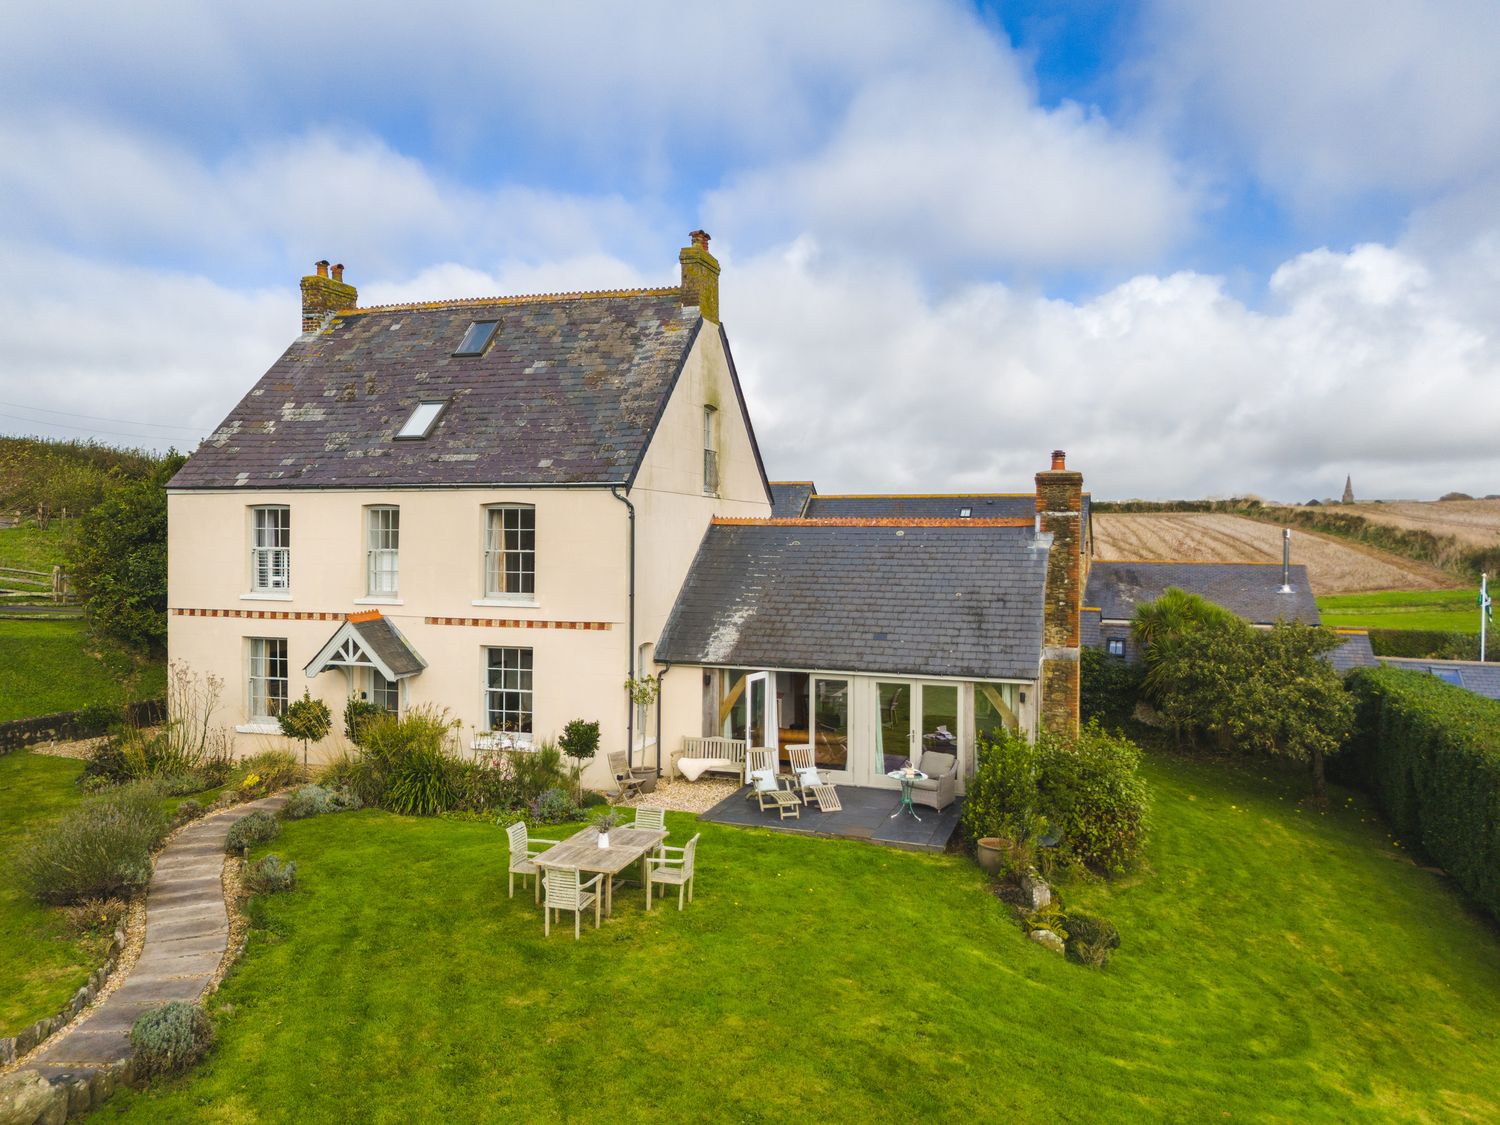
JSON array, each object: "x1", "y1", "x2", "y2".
[
  {"x1": 614, "y1": 777, "x2": 738, "y2": 814},
  {"x1": 26, "y1": 735, "x2": 107, "y2": 761}
]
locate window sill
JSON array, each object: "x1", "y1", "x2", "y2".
[
  {"x1": 241, "y1": 592, "x2": 293, "y2": 602},
  {"x1": 236, "y1": 722, "x2": 282, "y2": 735},
  {"x1": 471, "y1": 597, "x2": 540, "y2": 609},
  {"x1": 354, "y1": 596, "x2": 404, "y2": 606}
]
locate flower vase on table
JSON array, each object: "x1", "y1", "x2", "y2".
[{"x1": 593, "y1": 809, "x2": 619, "y2": 849}]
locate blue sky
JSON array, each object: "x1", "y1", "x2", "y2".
[{"x1": 2, "y1": 0, "x2": 1499, "y2": 499}]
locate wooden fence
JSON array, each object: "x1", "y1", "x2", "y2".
[
  {"x1": 0, "y1": 698, "x2": 166, "y2": 755},
  {"x1": 0, "y1": 564, "x2": 73, "y2": 603}
]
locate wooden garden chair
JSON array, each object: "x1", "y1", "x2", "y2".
[
  {"x1": 609, "y1": 751, "x2": 653, "y2": 801},
  {"x1": 541, "y1": 865, "x2": 603, "y2": 940},
  {"x1": 786, "y1": 745, "x2": 830, "y2": 804},
  {"x1": 506, "y1": 821, "x2": 560, "y2": 902},
  {"x1": 646, "y1": 834, "x2": 700, "y2": 911}
]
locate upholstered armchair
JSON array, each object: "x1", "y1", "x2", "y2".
[{"x1": 911, "y1": 750, "x2": 958, "y2": 811}]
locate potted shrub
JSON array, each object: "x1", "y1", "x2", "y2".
[{"x1": 593, "y1": 808, "x2": 620, "y2": 849}]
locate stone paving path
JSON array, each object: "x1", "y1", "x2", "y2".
[{"x1": 24, "y1": 795, "x2": 286, "y2": 1083}]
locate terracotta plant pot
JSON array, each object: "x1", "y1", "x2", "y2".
[{"x1": 976, "y1": 837, "x2": 1004, "y2": 877}]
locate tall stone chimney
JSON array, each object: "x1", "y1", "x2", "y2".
[
  {"x1": 678, "y1": 230, "x2": 720, "y2": 323},
  {"x1": 301, "y1": 260, "x2": 358, "y2": 334},
  {"x1": 1036, "y1": 449, "x2": 1083, "y2": 737}
]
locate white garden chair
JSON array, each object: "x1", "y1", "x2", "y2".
[
  {"x1": 506, "y1": 821, "x2": 560, "y2": 902},
  {"x1": 646, "y1": 834, "x2": 700, "y2": 911},
  {"x1": 542, "y1": 865, "x2": 603, "y2": 940}
]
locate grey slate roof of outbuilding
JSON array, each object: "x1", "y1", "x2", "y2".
[
  {"x1": 656, "y1": 520, "x2": 1051, "y2": 680},
  {"x1": 769, "y1": 481, "x2": 816, "y2": 518},
  {"x1": 1328, "y1": 631, "x2": 1379, "y2": 673},
  {"x1": 1381, "y1": 657, "x2": 1500, "y2": 701},
  {"x1": 1085, "y1": 561, "x2": 1320, "y2": 625},
  {"x1": 170, "y1": 290, "x2": 712, "y2": 490},
  {"x1": 805, "y1": 493, "x2": 1038, "y2": 520}
]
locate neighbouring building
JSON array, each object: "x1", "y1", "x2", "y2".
[{"x1": 167, "y1": 233, "x2": 1086, "y2": 792}]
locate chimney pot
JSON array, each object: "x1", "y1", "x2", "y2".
[
  {"x1": 315, "y1": 260, "x2": 329, "y2": 278},
  {"x1": 332, "y1": 263, "x2": 344, "y2": 282},
  {"x1": 690, "y1": 229, "x2": 711, "y2": 250},
  {"x1": 1051, "y1": 450, "x2": 1067, "y2": 470}
]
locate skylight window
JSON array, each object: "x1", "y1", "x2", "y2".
[
  {"x1": 454, "y1": 320, "x2": 499, "y2": 356},
  {"x1": 959, "y1": 507, "x2": 972, "y2": 518},
  {"x1": 396, "y1": 401, "x2": 447, "y2": 440},
  {"x1": 1430, "y1": 667, "x2": 1464, "y2": 687}
]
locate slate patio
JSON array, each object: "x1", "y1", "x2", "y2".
[{"x1": 697, "y1": 784, "x2": 962, "y2": 852}]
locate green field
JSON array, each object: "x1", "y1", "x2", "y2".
[
  {"x1": 1318, "y1": 588, "x2": 1485, "y2": 632},
  {"x1": 0, "y1": 619, "x2": 165, "y2": 722},
  {"x1": 102, "y1": 751, "x2": 1500, "y2": 1122},
  {"x1": 0, "y1": 521, "x2": 71, "y2": 574},
  {"x1": 0, "y1": 751, "x2": 109, "y2": 1034}
]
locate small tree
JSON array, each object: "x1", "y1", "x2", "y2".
[
  {"x1": 559, "y1": 718, "x2": 601, "y2": 799},
  {"x1": 344, "y1": 696, "x2": 381, "y2": 748},
  {"x1": 279, "y1": 689, "x2": 332, "y2": 773}
]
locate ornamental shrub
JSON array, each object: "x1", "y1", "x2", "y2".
[
  {"x1": 343, "y1": 696, "x2": 382, "y2": 747},
  {"x1": 174, "y1": 798, "x2": 206, "y2": 826},
  {"x1": 1080, "y1": 647, "x2": 1144, "y2": 731},
  {"x1": 280, "y1": 783, "x2": 361, "y2": 819},
  {"x1": 244, "y1": 853, "x2": 297, "y2": 894},
  {"x1": 130, "y1": 1001, "x2": 214, "y2": 1079},
  {"x1": 1343, "y1": 667, "x2": 1500, "y2": 921},
  {"x1": 224, "y1": 810, "x2": 281, "y2": 853},
  {"x1": 1039, "y1": 723, "x2": 1152, "y2": 876},
  {"x1": 17, "y1": 782, "x2": 170, "y2": 904},
  {"x1": 529, "y1": 786, "x2": 580, "y2": 824},
  {"x1": 239, "y1": 750, "x2": 301, "y2": 797},
  {"x1": 1063, "y1": 913, "x2": 1121, "y2": 967},
  {"x1": 961, "y1": 726, "x2": 1042, "y2": 846}
]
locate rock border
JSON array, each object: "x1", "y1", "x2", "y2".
[{"x1": 0, "y1": 927, "x2": 126, "y2": 1071}]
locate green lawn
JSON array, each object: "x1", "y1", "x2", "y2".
[
  {"x1": 1318, "y1": 588, "x2": 1484, "y2": 633},
  {"x1": 0, "y1": 751, "x2": 108, "y2": 1034},
  {"x1": 0, "y1": 522, "x2": 70, "y2": 574},
  {"x1": 0, "y1": 619, "x2": 165, "y2": 721},
  {"x1": 102, "y1": 753, "x2": 1500, "y2": 1122}
]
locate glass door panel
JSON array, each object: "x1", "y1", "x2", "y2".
[
  {"x1": 876, "y1": 682, "x2": 912, "y2": 775},
  {"x1": 920, "y1": 683, "x2": 960, "y2": 766},
  {"x1": 812, "y1": 678, "x2": 850, "y2": 773},
  {"x1": 746, "y1": 671, "x2": 776, "y2": 750},
  {"x1": 722, "y1": 670, "x2": 748, "y2": 741}
]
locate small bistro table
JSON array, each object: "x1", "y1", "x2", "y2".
[
  {"x1": 532, "y1": 825, "x2": 669, "y2": 917},
  {"x1": 886, "y1": 769, "x2": 928, "y2": 822}
]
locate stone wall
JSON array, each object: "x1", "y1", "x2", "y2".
[{"x1": 0, "y1": 699, "x2": 165, "y2": 756}]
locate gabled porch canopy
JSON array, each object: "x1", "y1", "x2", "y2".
[{"x1": 305, "y1": 611, "x2": 426, "y2": 682}]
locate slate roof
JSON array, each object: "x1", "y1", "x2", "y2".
[
  {"x1": 1381, "y1": 657, "x2": 1500, "y2": 701},
  {"x1": 769, "y1": 481, "x2": 816, "y2": 518},
  {"x1": 353, "y1": 616, "x2": 426, "y2": 678},
  {"x1": 805, "y1": 493, "x2": 1037, "y2": 520},
  {"x1": 1328, "y1": 631, "x2": 1379, "y2": 673},
  {"x1": 656, "y1": 520, "x2": 1051, "y2": 680},
  {"x1": 171, "y1": 290, "x2": 707, "y2": 490},
  {"x1": 1085, "y1": 561, "x2": 1320, "y2": 625}
]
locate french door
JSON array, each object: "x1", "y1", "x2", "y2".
[
  {"x1": 873, "y1": 680, "x2": 961, "y2": 787},
  {"x1": 723, "y1": 670, "x2": 778, "y2": 752}
]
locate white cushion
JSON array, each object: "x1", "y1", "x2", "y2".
[
  {"x1": 796, "y1": 766, "x2": 822, "y2": 787},
  {"x1": 750, "y1": 768, "x2": 778, "y2": 792}
]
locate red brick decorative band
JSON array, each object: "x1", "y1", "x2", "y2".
[
  {"x1": 425, "y1": 616, "x2": 612, "y2": 631},
  {"x1": 171, "y1": 608, "x2": 346, "y2": 621}
]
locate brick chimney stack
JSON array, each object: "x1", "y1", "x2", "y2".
[
  {"x1": 1036, "y1": 449, "x2": 1083, "y2": 736},
  {"x1": 301, "y1": 259, "x2": 358, "y2": 334},
  {"x1": 679, "y1": 230, "x2": 720, "y2": 323}
]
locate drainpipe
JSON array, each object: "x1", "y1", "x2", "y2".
[
  {"x1": 655, "y1": 661, "x2": 671, "y2": 777},
  {"x1": 610, "y1": 485, "x2": 636, "y2": 766}
]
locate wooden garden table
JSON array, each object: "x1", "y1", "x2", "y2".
[{"x1": 533, "y1": 825, "x2": 669, "y2": 917}]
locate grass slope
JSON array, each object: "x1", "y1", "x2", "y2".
[
  {"x1": 0, "y1": 751, "x2": 107, "y2": 1034},
  {"x1": 0, "y1": 523, "x2": 69, "y2": 575},
  {"x1": 1318, "y1": 588, "x2": 1483, "y2": 633},
  {"x1": 0, "y1": 620, "x2": 165, "y2": 721},
  {"x1": 103, "y1": 754, "x2": 1500, "y2": 1122}
]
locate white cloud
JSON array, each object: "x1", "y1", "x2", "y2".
[
  {"x1": 1140, "y1": 0, "x2": 1500, "y2": 210},
  {"x1": 726, "y1": 233, "x2": 1500, "y2": 501},
  {"x1": 709, "y1": 39, "x2": 1195, "y2": 273}
]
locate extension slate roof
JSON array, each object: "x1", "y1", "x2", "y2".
[
  {"x1": 1085, "y1": 561, "x2": 1320, "y2": 625},
  {"x1": 769, "y1": 481, "x2": 816, "y2": 518},
  {"x1": 1381, "y1": 657, "x2": 1500, "y2": 701},
  {"x1": 805, "y1": 493, "x2": 1037, "y2": 519},
  {"x1": 170, "y1": 291, "x2": 710, "y2": 490},
  {"x1": 656, "y1": 520, "x2": 1051, "y2": 680},
  {"x1": 1328, "y1": 631, "x2": 1379, "y2": 673}
]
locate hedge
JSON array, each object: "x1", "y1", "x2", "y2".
[
  {"x1": 1080, "y1": 647, "x2": 1143, "y2": 730},
  {"x1": 1365, "y1": 629, "x2": 1496, "y2": 663},
  {"x1": 1342, "y1": 666, "x2": 1500, "y2": 921}
]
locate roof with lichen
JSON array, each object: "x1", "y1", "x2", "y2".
[{"x1": 170, "y1": 289, "x2": 708, "y2": 489}]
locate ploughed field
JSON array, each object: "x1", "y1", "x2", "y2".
[
  {"x1": 1092, "y1": 513, "x2": 1450, "y2": 594},
  {"x1": 1348, "y1": 499, "x2": 1500, "y2": 548}
]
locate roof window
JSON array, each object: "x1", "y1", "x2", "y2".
[
  {"x1": 396, "y1": 400, "x2": 447, "y2": 440},
  {"x1": 959, "y1": 507, "x2": 972, "y2": 518},
  {"x1": 454, "y1": 320, "x2": 499, "y2": 356},
  {"x1": 1430, "y1": 667, "x2": 1464, "y2": 687}
]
